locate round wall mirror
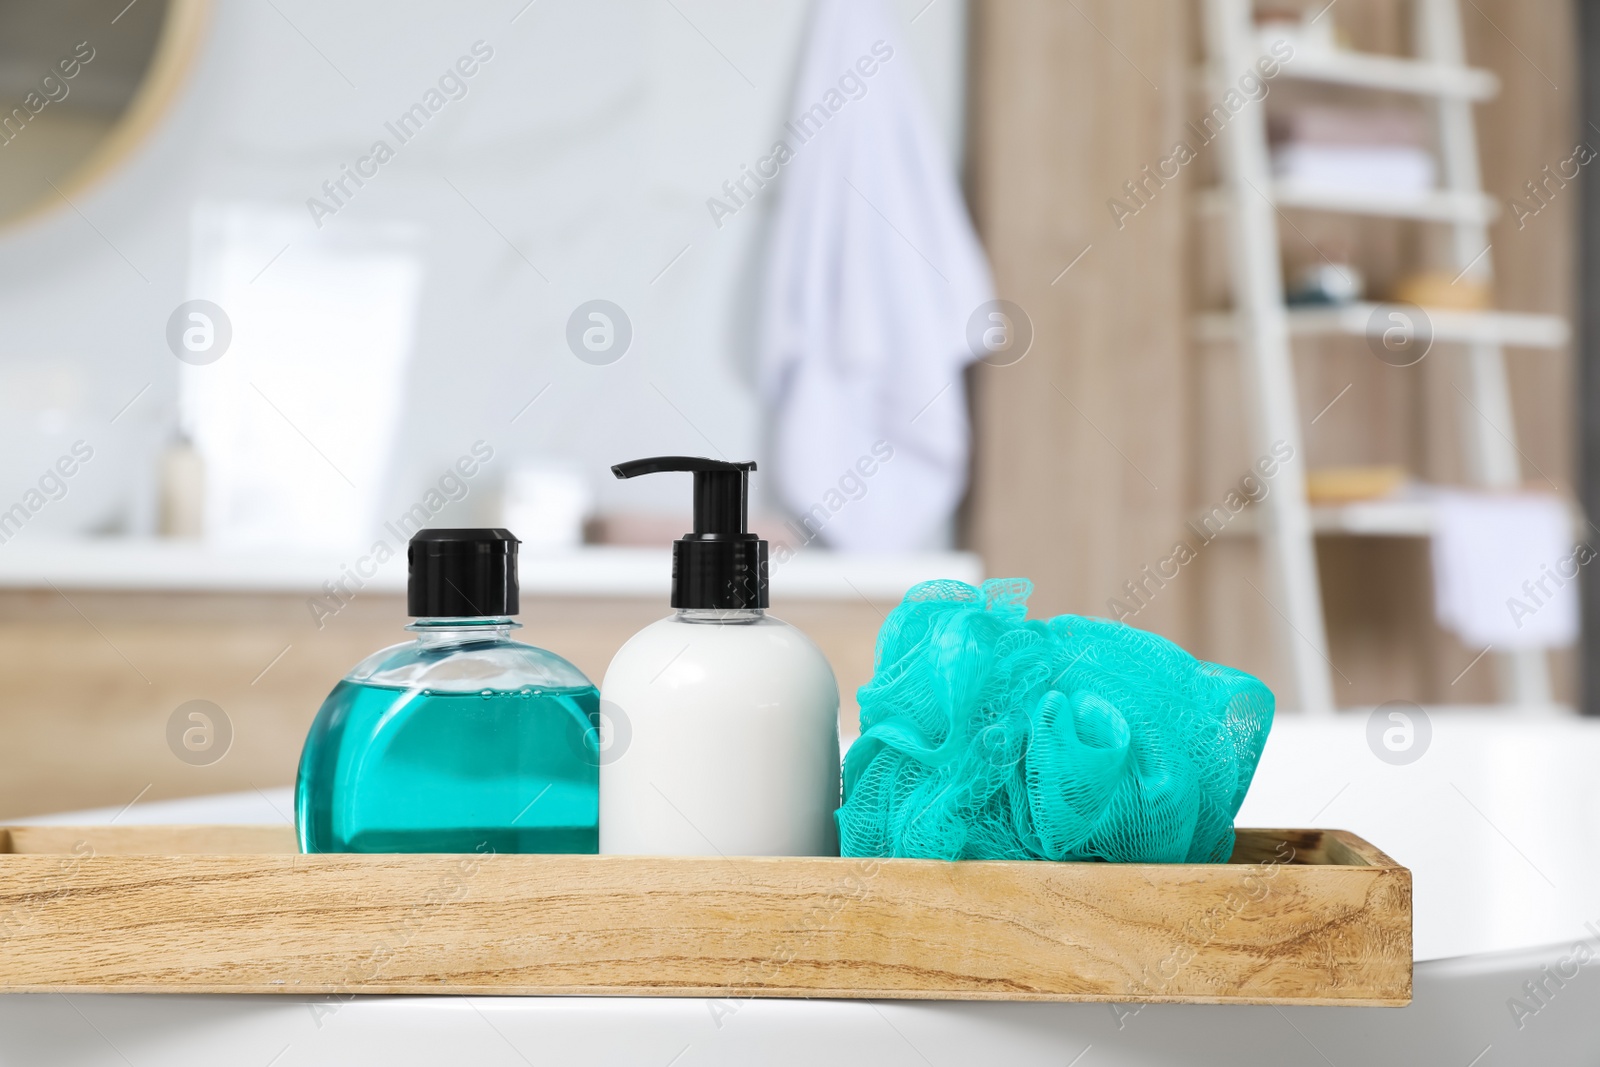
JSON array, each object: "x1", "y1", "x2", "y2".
[{"x1": 0, "y1": 0, "x2": 205, "y2": 227}]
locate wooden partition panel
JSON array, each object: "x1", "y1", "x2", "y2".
[{"x1": 966, "y1": 0, "x2": 1196, "y2": 638}]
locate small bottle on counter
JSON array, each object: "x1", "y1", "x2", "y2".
[{"x1": 158, "y1": 432, "x2": 205, "y2": 539}]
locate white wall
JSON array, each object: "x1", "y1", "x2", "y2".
[{"x1": 0, "y1": 0, "x2": 968, "y2": 547}]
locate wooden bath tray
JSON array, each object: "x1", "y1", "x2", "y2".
[{"x1": 0, "y1": 825, "x2": 1410, "y2": 1005}]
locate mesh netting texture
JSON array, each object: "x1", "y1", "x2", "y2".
[{"x1": 836, "y1": 579, "x2": 1274, "y2": 863}]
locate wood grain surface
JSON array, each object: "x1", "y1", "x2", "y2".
[{"x1": 0, "y1": 826, "x2": 1411, "y2": 1005}]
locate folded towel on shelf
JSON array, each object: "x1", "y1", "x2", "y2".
[
  {"x1": 1273, "y1": 143, "x2": 1436, "y2": 194},
  {"x1": 1269, "y1": 105, "x2": 1428, "y2": 147},
  {"x1": 1269, "y1": 105, "x2": 1434, "y2": 195}
]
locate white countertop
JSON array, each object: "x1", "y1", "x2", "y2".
[{"x1": 0, "y1": 540, "x2": 983, "y2": 601}]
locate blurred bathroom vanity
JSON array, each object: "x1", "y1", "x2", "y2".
[{"x1": 0, "y1": 540, "x2": 978, "y2": 818}]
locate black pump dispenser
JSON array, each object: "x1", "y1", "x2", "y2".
[{"x1": 611, "y1": 457, "x2": 767, "y2": 610}]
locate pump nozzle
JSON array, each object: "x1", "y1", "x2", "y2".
[
  {"x1": 612, "y1": 456, "x2": 767, "y2": 610},
  {"x1": 611, "y1": 457, "x2": 756, "y2": 539}
]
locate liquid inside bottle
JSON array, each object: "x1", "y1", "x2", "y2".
[{"x1": 295, "y1": 619, "x2": 600, "y2": 853}]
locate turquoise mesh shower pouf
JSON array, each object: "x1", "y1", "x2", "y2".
[{"x1": 836, "y1": 578, "x2": 1274, "y2": 863}]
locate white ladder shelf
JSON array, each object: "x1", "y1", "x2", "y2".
[{"x1": 1199, "y1": 0, "x2": 1566, "y2": 713}]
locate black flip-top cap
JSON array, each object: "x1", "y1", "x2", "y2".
[
  {"x1": 611, "y1": 457, "x2": 768, "y2": 610},
  {"x1": 408, "y1": 528, "x2": 520, "y2": 617}
]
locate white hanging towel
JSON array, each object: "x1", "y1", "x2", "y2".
[
  {"x1": 758, "y1": 0, "x2": 994, "y2": 552},
  {"x1": 1429, "y1": 490, "x2": 1579, "y2": 649}
]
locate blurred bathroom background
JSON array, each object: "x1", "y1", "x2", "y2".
[{"x1": 0, "y1": 0, "x2": 1582, "y2": 817}]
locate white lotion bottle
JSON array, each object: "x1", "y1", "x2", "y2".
[{"x1": 599, "y1": 457, "x2": 840, "y2": 856}]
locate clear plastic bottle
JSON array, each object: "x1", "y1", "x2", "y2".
[{"x1": 295, "y1": 530, "x2": 599, "y2": 853}]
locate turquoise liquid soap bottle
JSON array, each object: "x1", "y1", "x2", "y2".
[{"x1": 295, "y1": 529, "x2": 600, "y2": 853}]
